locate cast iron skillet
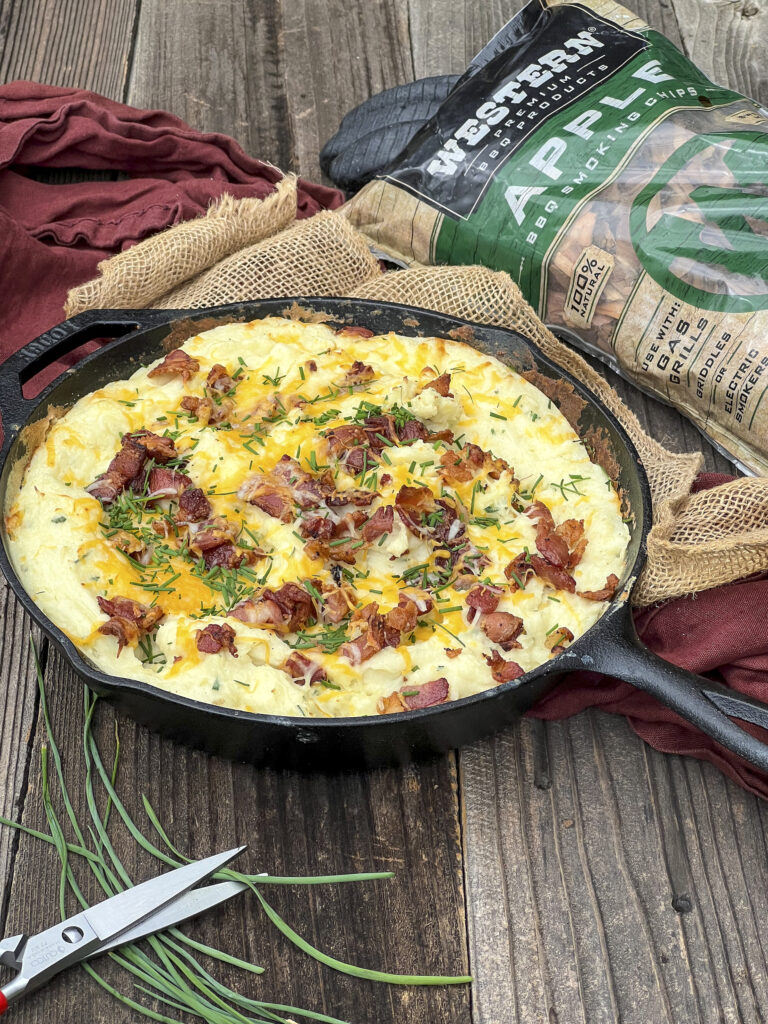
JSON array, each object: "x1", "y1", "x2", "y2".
[{"x1": 2, "y1": 298, "x2": 768, "y2": 772}]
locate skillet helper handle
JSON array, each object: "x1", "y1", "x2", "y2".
[
  {"x1": 0, "y1": 309, "x2": 173, "y2": 444},
  {"x1": 585, "y1": 609, "x2": 768, "y2": 774}
]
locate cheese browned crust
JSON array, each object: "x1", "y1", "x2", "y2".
[{"x1": 5, "y1": 318, "x2": 629, "y2": 717}]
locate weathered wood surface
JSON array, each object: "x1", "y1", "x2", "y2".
[{"x1": 2, "y1": 1, "x2": 768, "y2": 1022}]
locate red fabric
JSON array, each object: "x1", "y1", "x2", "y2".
[
  {"x1": 0, "y1": 81, "x2": 342, "y2": 376},
  {"x1": 530, "y1": 474, "x2": 768, "y2": 798}
]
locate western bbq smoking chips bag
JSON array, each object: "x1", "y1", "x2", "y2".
[{"x1": 343, "y1": 0, "x2": 768, "y2": 474}]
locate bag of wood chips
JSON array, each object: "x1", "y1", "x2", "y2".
[{"x1": 343, "y1": 0, "x2": 768, "y2": 475}]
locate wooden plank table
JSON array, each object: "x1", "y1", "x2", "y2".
[{"x1": 2, "y1": 1, "x2": 768, "y2": 1021}]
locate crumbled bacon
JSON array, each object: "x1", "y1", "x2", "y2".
[
  {"x1": 148, "y1": 348, "x2": 200, "y2": 382},
  {"x1": 361, "y1": 504, "x2": 393, "y2": 541},
  {"x1": 238, "y1": 476, "x2": 294, "y2": 522},
  {"x1": 322, "y1": 586, "x2": 355, "y2": 623},
  {"x1": 339, "y1": 360, "x2": 375, "y2": 388},
  {"x1": 180, "y1": 395, "x2": 234, "y2": 426},
  {"x1": 87, "y1": 431, "x2": 179, "y2": 505},
  {"x1": 272, "y1": 456, "x2": 335, "y2": 509},
  {"x1": 394, "y1": 484, "x2": 435, "y2": 537},
  {"x1": 326, "y1": 488, "x2": 377, "y2": 507},
  {"x1": 147, "y1": 467, "x2": 192, "y2": 499},
  {"x1": 545, "y1": 626, "x2": 574, "y2": 654},
  {"x1": 384, "y1": 593, "x2": 432, "y2": 634},
  {"x1": 479, "y1": 612, "x2": 524, "y2": 650},
  {"x1": 361, "y1": 415, "x2": 398, "y2": 450},
  {"x1": 284, "y1": 652, "x2": 328, "y2": 685},
  {"x1": 529, "y1": 554, "x2": 576, "y2": 593},
  {"x1": 299, "y1": 515, "x2": 335, "y2": 541},
  {"x1": 422, "y1": 373, "x2": 452, "y2": 397},
  {"x1": 504, "y1": 552, "x2": 535, "y2": 591},
  {"x1": 397, "y1": 419, "x2": 429, "y2": 442},
  {"x1": 379, "y1": 677, "x2": 450, "y2": 713},
  {"x1": 528, "y1": 501, "x2": 570, "y2": 568},
  {"x1": 465, "y1": 585, "x2": 501, "y2": 622},
  {"x1": 336, "y1": 325, "x2": 375, "y2": 338},
  {"x1": 578, "y1": 574, "x2": 620, "y2": 602},
  {"x1": 484, "y1": 650, "x2": 525, "y2": 683},
  {"x1": 340, "y1": 601, "x2": 399, "y2": 664},
  {"x1": 196, "y1": 623, "x2": 238, "y2": 656},
  {"x1": 176, "y1": 487, "x2": 212, "y2": 523},
  {"x1": 445, "y1": 648, "x2": 462, "y2": 659},
  {"x1": 202, "y1": 543, "x2": 246, "y2": 570},
  {"x1": 206, "y1": 364, "x2": 235, "y2": 393},
  {"x1": 439, "y1": 442, "x2": 512, "y2": 484},
  {"x1": 189, "y1": 516, "x2": 238, "y2": 553},
  {"x1": 97, "y1": 596, "x2": 164, "y2": 655},
  {"x1": 324, "y1": 424, "x2": 369, "y2": 458},
  {"x1": 230, "y1": 582, "x2": 316, "y2": 633},
  {"x1": 555, "y1": 519, "x2": 588, "y2": 568}
]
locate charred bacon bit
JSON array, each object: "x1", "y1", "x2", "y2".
[
  {"x1": 578, "y1": 573, "x2": 620, "y2": 602},
  {"x1": 484, "y1": 650, "x2": 525, "y2": 684},
  {"x1": 206, "y1": 364, "x2": 235, "y2": 393},
  {"x1": 148, "y1": 348, "x2": 200, "y2": 382},
  {"x1": 505, "y1": 553, "x2": 535, "y2": 591},
  {"x1": 546, "y1": 626, "x2": 575, "y2": 654},
  {"x1": 336, "y1": 325, "x2": 375, "y2": 338},
  {"x1": 422, "y1": 372, "x2": 452, "y2": 397},
  {"x1": 395, "y1": 484, "x2": 435, "y2": 537},
  {"x1": 180, "y1": 395, "x2": 234, "y2": 426},
  {"x1": 339, "y1": 360, "x2": 376, "y2": 388},
  {"x1": 529, "y1": 554, "x2": 577, "y2": 593},
  {"x1": 283, "y1": 652, "x2": 328, "y2": 685},
  {"x1": 528, "y1": 501, "x2": 570, "y2": 568},
  {"x1": 97, "y1": 595, "x2": 164, "y2": 655},
  {"x1": 385, "y1": 593, "x2": 433, "y2": 634},
  {"x1": 177, "y1": 486, "x2": 213, "y2": 523},
  {"x1": 196, "y1": 622, "x2": 238, "y2": 657},
  {"x1": 465, "y1": 585, "x2": 501, "y2": 622},
  {"x1": 479, "y1": 612, "x2": 524, "y2": 651},
  {"x1": 402, "y1": 677, "x2": 450, "y2": 710},
  {"x1": 202, "y1": 543, "x2": 247, "y2": 570},
  {"x1": 323, "y1": 586, "x2": 355, "y2": 623},
  {"x1": 147, "y1": 466, "x2": 193, "y2": 499},
  {"x1": 361, "y1": 504, "x2": 394, "y2": 542},
  {"x1": 299, "y1": 515, "x2": 335, "y2": 541}
]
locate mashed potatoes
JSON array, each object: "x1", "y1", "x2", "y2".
[{"x1": 5, "y1": 317, "x2": 629, "y2": 717}]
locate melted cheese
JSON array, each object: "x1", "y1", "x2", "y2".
[{"x1": 6, "y1": 317, "x2": 630, "y2": 717}]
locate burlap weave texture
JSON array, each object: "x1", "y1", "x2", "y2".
[{"x1": 65, "y1": 191, "x2": 768, "y2": 607}]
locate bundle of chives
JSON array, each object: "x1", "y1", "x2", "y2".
[{"x1": 0, "y1": 642, "x2": 471, "y2": 1024}]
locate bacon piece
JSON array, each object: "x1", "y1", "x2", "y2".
[
  {"x1": 202, "y1": 543, "x2": 246, "y2": 570},
  {"x1": 397, "y1": 419, "x2": 429, "y2": 442},
  {"x1": 87, "y1": 437, "x2": 146, "y2": 505},
  {"x1": 528, "y1": 501, "x2": 570, "y2": 568},
  {"x1": 322, "y1": 586, "x2": 355, "y2": 623},
  {"x1": 401, "y1": 677, "x2": 450, "y2": 710},
  {"x1": 299, "y1": 515, "x2": 335, "y2": 541},
  {"x1": 384, "y1": 593, "x2": 432, "y2": 634},
  {"x1": 343, "y1": 447, "x2": 370, "y2": 475},
  {"x1": 546, "y1": 626, "x2": 575, "y2": 654},
  {"x1": 180, "y1": 395, "x2": 234, "y2": 425},
  {"x1": 480, "y1": 612, "x2": 524, "y2": 651},
  {"x1": 336, "y1": 325, "x2": 375, "y2": 338},
  {"x1": 440, "y1": 442, "x2": 512, "y2": 484},
  {"x1": 377, "y1": 692, "x2": 407, "y2": 714},
  {"x1": 148, "y1": 348, "x2": 200, "y2": 381},
  {"x1": 97, "y1": 596, "x2": 164, "y2": 655},
  {"x1": 422, "y1": 373, "x2": 452, "y2": 397},
  {"x1": 465, "y1": 585, "x2": 501, "y2": 622},
  {"x1": 189, "y1": 516, "x2": 238, "y2": 553},
  {"x1": 206, "y1": 364, "x2": 235, "y2": 393},
  {"x1": 339, "y1": 360, "x2": 375, "y2": 388},
  {"x1": 229, "y1": 582, "x2": 316, "y2": 633},
  {"x1": 504, "y1": 553, "x2": 536, "y2": 591},
  {"x1": 395, "y1": 484, "x2": 435, "y2": 537},
  {"x1": 177, "y1": 487, "x2": 212, "y2": 523},
  {"x1": 230, "y1": 596, "x2": 284, "y2": 627},
  {"x1": 361, "y1": 504, "x2": 393, "y2": 542},
  {"x1": 340, "y1": 602, "x2": 399, "y2": 664},
  {"x1": 272, "y1": 456, "x2": 335, "y2": 508},
  {"x1": 131, "y1": 430, "x2": 178, "y2": 464},
  {"x1": 196, "y1": 623, "x2": 238, "y2": 656},
  {"x1": 284, "y1": 652, "x2": 328, "y2": 685},
  {"x1": 529, "y1": 554, "x2": 576, "y2": 593},
  {"x1": 578, "y1": 573, "x2": 620, "y2": 602},
  {"x1": 324, "y1": 424, "x2": 368, "y2": 458},
  {"x1": 147, "y1": 467, "x2": 193, "y2": 499},
  {"x1": 239, "y1": 476, "x2": 294, "y2": 522},
  {"x1": 445, "y1": 648, "x2": 462, "y2": 659},
  {"x1": 361, "y1": 415, "x2": 398, "y2": 450},
  {"x1": 86, "y1": 472, "x2": 127, "y2": 505},
  {"x1": 326, "y1": 488, "x2": 378, "y2": 507},
  {"x1": 484, "y1": 650, "x2": 525, "y2": 683}
]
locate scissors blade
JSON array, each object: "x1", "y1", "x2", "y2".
[
  {"x1": 82, "y1": 846, "x2": 246, "y2": 944},
  {"x1": 91, "y1": 880, "x2": 249, "y2": 956}
]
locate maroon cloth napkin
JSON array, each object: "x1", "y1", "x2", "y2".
[
  {"x1": 2, "y1": 84, "x2": 766, "y2": 796},
  {"x1": 530, "y1": 473, "x2": 768, "y2": 799},
  {"x1": 0, "y1": 81, "x2": 342, "y2": 370}
]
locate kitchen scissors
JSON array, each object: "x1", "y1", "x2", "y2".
[{"x1": 0, "y1": 846, "x2": 247, "y2": 1013}]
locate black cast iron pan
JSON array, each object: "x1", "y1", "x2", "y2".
[{"x1": 2, "y1": 297, "x2": 768, "y2": 772}]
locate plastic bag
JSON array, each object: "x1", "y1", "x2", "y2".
[{"x1": 343, "y1": 0, "x2": 768, "y2": 474}]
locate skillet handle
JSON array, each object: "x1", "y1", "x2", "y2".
[
  {"x1": 583, "y1": 607, "x2": 768, "y2": 774},
  {"x1": 0, "y1": 309, "x2": 174, "y2": 453}
]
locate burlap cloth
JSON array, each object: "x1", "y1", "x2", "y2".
[{"x1": 65, "y1": 178, "x2": 768, "y2": 607}]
